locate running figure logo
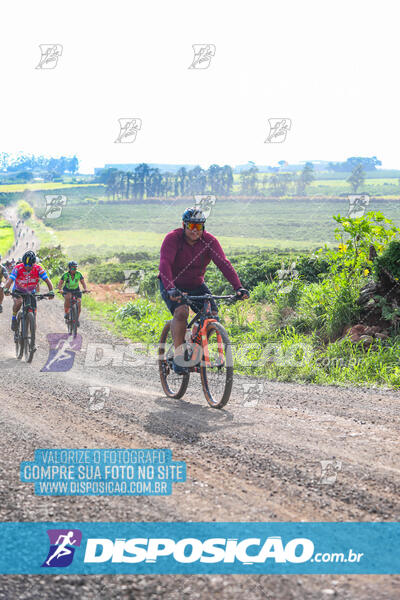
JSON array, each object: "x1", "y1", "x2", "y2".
[
  {"x1": 36, "y1": 44, "x2": 63, "y2": 69},
  {"x1": 188, "y1": 44, "x2": 216, "y2": 69},
  {"x1": 194, "y1": 195, "x2": 216, "y2": 219},
  {"x1": 44, "y1": 194, "x2": 67, "y2": 219},
  {"x1": 319, "y1": 460, "x2": 342, "y2": 485},
  {"x1": 42, "y1": 529, "x2": 82, "y2": 567},
  {"x1": 115, "y1": 118, "x2": 142, "y2": 143},
  {"x1": 276, "y1": 261, "x2": 299, "y2": 294},
  {"x1": 265, "y1": 118, "x2": 292, "y2": 143},
  {"x1": 239, "y1": 382, "x2": 265, "y2": 407},
  {"x1": 347, "y1": 194, "x2": 370, "y2": 218},
  {"x1": 41, "y1": 333, "x2": 82, "y2": 372},
  {"x1": 88, "y1": 386, "x2": 110, "y2": 411}
]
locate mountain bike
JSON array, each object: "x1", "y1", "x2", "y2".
[
  {"x1": 11, "y1": 291, "x2": 53, "y2": 363},
  {"x1": 58, "y1": 290, "x2": 90, "y2": 337},
  {"x1": 158, "y1": 293, "x2": 239, "y2": 409}
]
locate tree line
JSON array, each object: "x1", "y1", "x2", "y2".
[
  {"x1": 0, "y1": 153, "x2": 79, "y2": 182},
  {"x1": 96, "y1": 162, "x2": 331, "y2": 199},
  {"x1": 95, "y1": 164, "x2": 235, "y2": 200}
]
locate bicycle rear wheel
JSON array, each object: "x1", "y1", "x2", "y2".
[
  {"x1": 15, "y1": 314, "x2": 24, "y2": 360},
  {"x1": 24, "y1": 311, "x2": 36, "y2": 363},
  {"x1": 200, "y1": 321, "x2": 233, "y2": 409},
  {"x1": 70, "y1": 304, "x2": 78, "y2": 337},
  {"x1": 158, "y1": 321, "x2": 189, "y2": 399},
  {"x1": 66, "y1": 311, "x2": 72, "y2": 334}
]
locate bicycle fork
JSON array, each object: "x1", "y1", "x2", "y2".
[{"x1": 192, "y1": 324, "x2": 224, "y2": 369}]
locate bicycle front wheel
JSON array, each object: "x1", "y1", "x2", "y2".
[
  {"x1": 158, "y1": 321, "x2": 189, "y2": 399},
  {"x1": 200, "y1": 321, "x2": 233, "y2": 409},
  {"x1": 15, "y1": 314, "x2": 24, "y2": 360},
  {"x1": 24, "y1": 312, "x2": 36, "y2": 363}
]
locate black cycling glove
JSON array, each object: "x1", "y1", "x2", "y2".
[
  {"x1": 236, "y1": 287, "x2": 249, "y2": 299},
  {"x1": 167, "y1": 288, "x2": 182, "y2": 299}
]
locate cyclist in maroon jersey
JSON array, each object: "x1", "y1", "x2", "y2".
[{"x1": 158, "y1": 207, "x2": 249, "y2": 374}]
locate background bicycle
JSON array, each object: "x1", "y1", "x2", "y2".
[{"x1": 58, "y1": 289, "x2": 90, "y2": 337}]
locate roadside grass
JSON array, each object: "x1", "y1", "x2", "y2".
[
  {"x1": 0, "y1": 219, "x2": 14, "y2": 255},
  {"x1": 26, "y1": 216, "x2": 60, "y2": 247},
  {"x1": 82, "y1": 292, "x2": 400, "y2": 390},
  {"x1": 82, "y1": 293, "x2": 170, "y2": 340}
]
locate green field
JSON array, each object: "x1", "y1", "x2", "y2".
[
  {"x1": 2, "y1": 179, "x2": 400, "y2": 258},
  {"x1": 55, "y1": 229, "x2": 315, "y2": 258},
  {"x1": 36, "y1": 196, "x2": 400, "y2": 246},
  {"x1": 0, "y1": 219, "x2": 14, "y2": 255},
  {"x1": 0, "y1": 182, "x2": 102, "y2": 193},
  {"x1": 2, "y1": 173, "x2": 400, "y2": 200}
]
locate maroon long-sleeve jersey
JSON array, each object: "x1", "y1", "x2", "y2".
[{"x1": 158, "y1": 228, "x2": 242, "y2": 291}]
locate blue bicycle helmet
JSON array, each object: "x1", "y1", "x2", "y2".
[{"x1": 182, "y1": 207, "x2": 206, "y2": 224}]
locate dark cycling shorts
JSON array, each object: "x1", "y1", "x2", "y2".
[
  {"x1": 159, "y1": 279, "x2": 218, "y2": 316},
  {"x1": 13, "y1": 289, "x2": 37, "y2": 310},
  {"x1": 63, "y1": 287, "x2": 82, "y2": 298}
]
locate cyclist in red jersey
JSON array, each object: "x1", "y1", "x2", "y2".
[
  {"x1": 158, "y1": 207, "x2": 249, "y2": 374},
  {"x1": 3, "y1": 250, "x2": 54, "y2": 331}
]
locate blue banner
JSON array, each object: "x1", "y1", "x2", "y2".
[
  {"x1": 0, "y1": 522, "x2": 399, "y2": 574},
  {"x1": 20, "y1": 449, "x2": 186, "y2": 496}
]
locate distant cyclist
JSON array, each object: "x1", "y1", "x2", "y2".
[
  {"x1": 57, "y1": 261, "x2": 88, "y2": 325},
  {"x1": 0, "y1": 255, "x2": 9, "y2": 314},
  {"x1": 3, "y1": 251, "x2": 54, "y2": 331},
  {"x1": 158, "y1": 207, "x2": 249, "y2": 374}
]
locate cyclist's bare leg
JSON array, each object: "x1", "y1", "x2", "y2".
[
  {"x1": 13, "y1": 297, "x2": 22, "y2": 315},
  {"x1": 170, "y1": 305, "x2": 188, "y2": 357},
  {"x1": 64, "y1": 293, "x2": 71, "y2": 314},
  {"x1": 77, "y1": 298, "x2": 82, "y2": 317}
]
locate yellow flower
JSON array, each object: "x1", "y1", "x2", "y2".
[
  {"x1": 363, "y1": 269, "x2": 369, "y2": 276},
  {"x1": 338, "y1": 244, "x2": 348, "y2": 253}
]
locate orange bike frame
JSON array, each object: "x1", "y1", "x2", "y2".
[{"x1": 190, "y1": 318, "x2": 224, "y2": 368}]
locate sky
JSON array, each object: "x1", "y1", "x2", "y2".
[{"x1": 0, "y1": 0, "x2": 399, "y2": 173}]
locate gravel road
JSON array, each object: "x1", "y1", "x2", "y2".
[
  {"x1": 0, "y1": 272, "x2": 399, "y2": 598},
  {"x1": 2, "y1": 206, "x2": 39, "y2": 261}
]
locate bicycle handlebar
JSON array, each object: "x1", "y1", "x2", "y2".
[
  {"x1": 184, "y1": 294, "x2": 237, "y2": 300},
  {"x1": 10, "y1": 291, "x2": 54, "y2": 300},
  {"x1": 176, "y1": 293, "x2": 241, "y2": 307},
  {"x1": 57, "y1": 290, "x2": 91, "y2": 296}
]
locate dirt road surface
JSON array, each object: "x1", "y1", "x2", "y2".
[
  {"x1": 0, "y1": 294, "x2": 399, "y2": 599},
  {"x1": 2, "y1": 207, "x2": 39, "y2": 262}
]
